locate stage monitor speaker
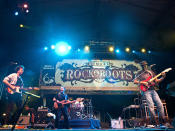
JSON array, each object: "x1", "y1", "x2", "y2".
[
  {"x1": 17, "y1": 116, "x2": 30, "y2": 125},
  {"x1": 111, "y1": 119, "x2": 123, "y2": 129}
]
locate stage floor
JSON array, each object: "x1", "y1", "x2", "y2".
[{"x1": 0, "y1": 127, "x2": 175, "y2": 131}]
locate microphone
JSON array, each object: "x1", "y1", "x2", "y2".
[
  {"x1": 10, "y1": 62, "x2": 18, "y2": 65},
  {"x1": 150, "y1": 64, "x2": 156, "y2": 68}
]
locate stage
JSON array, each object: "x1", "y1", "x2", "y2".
[{"x1": 0, "y1": 128, "x2": 175, "y2": 131}]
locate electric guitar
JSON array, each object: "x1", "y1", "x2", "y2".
[
  {"x1": 7, "y1": 85, "x2": 40, "y2": 94},
  {"x1": 140, "y1": 68, "x2": 172, "y2": 92},
  {"x1": 54, "y1": 98, "x2": 84, "y2": 109}
]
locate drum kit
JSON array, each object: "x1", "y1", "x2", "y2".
[{"x1": 69, "y1": 98, "x2": 93, "y2": 120}]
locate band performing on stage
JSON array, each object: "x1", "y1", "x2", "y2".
[
  {"x1": 0, "y1": 61, "x2": 174, "y2": 130},
  {"x1": 1, "y1": 0, "x2": 175, "y2": 130}
]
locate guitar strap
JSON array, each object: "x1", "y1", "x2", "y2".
[
  {"x1": 16, "y1": 76, "x2": 24, "y2": 88},
  {"x1": 9, "y1": 76, "x2": 24, "y2": 96},
  {"x1": 135, "y1": 69, "x2": 158, "y2": 91},
  {"x1": 55, "y1": 93, "x2": 69, "y2": 107}
]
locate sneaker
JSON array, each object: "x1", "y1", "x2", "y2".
[
  {"x1": 147, "y1": 125, "x2": 155, "y2": 128},
  {"x1": 158, "y1": 124, "x2": 167, "y2": 129},
  {"x1": 164, "y1": 122, "x2": 171, "y2": 127},
  {"x1": 161, "y1": 122, "x2": 172, "y2": 128}
]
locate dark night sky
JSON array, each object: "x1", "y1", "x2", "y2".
[
  {"x1": 0, "y1": 0, "x2": 175, "y2": 119},
  {"x1": 1, "y1": 0, "x2": 175, "y2": 64},
  {"x1": 1, "y1": 0, "x2": 175, "y2": 82}
]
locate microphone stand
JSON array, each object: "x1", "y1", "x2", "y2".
[
  {"x1": 11, "y1": 92, "x2": 40, "y2": 131},
  {"x1": 11, "y1": 93, "x2": 30, "y2": 131}
]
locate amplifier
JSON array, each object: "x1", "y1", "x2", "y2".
[
  {"x1": 35, "y1": 108, "x2": 49, "y2": 124},
  {"x1": 17, "y1": 116, "x2": 30, "y2": 125}
]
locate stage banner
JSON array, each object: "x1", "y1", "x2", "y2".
[{"x1": 40, "y1": 59, "x2": 142, "y2": 91}]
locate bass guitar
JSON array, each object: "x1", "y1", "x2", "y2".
[
  {"x1": 54, "y1": 98, "x2": 84, "y2": 109},
  {"x1": 140, "y1": 68, "x2": 172, "y2": 92}
]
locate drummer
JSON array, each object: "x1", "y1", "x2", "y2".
[{"x1": 72, "y1": 98, "x2": 84, "y2": 109}]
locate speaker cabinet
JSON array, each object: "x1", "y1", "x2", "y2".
[{"x1": 17, "y1": 116, "x2": 30, "y2": 125}]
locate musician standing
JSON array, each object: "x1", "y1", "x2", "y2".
[
  {"x1": 2, "y1": 65, "x2": 24, "y2": 124},
  {"x1": 53, "y1": 86, "x2": 70, "y2": 129},
  {"x1": 134, "y1": 61, "x2": 166, "y2": 126}
]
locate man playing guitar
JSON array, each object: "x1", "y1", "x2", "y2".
[
  {"x1": 53, "y1": 86, "x2": 70, "y2": 129},
  {"x1": 3, "y1": 65, "x2": 27, "y2": 124},
  {"x1": 134, "y1": 61, "x2": 167, "y2": 126}
]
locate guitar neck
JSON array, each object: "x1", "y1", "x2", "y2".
[
  {"x1": 57, "y1": 100, "x2": 76, "y2": 105},
  {"x1": 149, "y1": 72, "x2": 162, "y2": 82},
  {"x1": 21, "y1": 87, "x2": 39, "y2": 90},
  {"x1": 150, "y1": 68, "x2": 172, "y2": 82}
]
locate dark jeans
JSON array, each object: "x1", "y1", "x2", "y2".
[
  {"x1": 55, "y1": 107, "x2": 70, "y2": 129},
  {"x1": 5, "y1": 93, "x2": 22, "y2": 124}
]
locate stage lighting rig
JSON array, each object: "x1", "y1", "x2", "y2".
[
  {"x1": 109, "y1": 46, "x2": 114, "y2": 52},
  {"x1": 141, "y1": 48, "x2": 146, "y2": 53}
]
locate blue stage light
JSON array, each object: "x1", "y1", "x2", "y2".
[
  {"x1": 148, "y1": 50, "x2": 151, "y2": 54},
  {"x1": 44, "y1": 46, "x2": 48, "y2": 51},
  {"x1": 15, "y1": 12, "x2": 19, "y2": 16},
  {"x1": 55, "y1": 41, "x2": 71, "y2": 56},
  {"x1": 68, "y1": 46, "x2": 71, "y2": 50},
  {"x1": 115, "y1": 49, "x2": 120, "y2": 53},
  {"x1": 132, "y1": 50, "x2": 136, "y2": 53}
]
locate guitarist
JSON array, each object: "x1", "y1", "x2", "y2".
[
  {"x1": 53, "y1": 86, "x2": 70, "y2": 129},
  {"x1": 2, "y1": 65, "x2": 25, "y2": 125},
  {"x1": 134, "y1": 61, "x2": 166, "y2": 126}
]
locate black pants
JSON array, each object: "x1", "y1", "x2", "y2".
[
  {"x1": 5, "y1": 93, "x2": 22, "y2": 124},
  {"x1": 55, "y1": 107, "x2": 70, "y2": 129}
]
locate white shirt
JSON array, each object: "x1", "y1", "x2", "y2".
[{"x1": 4, "y1": 73, "x2": 23, "y2": 86}]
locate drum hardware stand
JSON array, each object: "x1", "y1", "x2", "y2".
[{"x1": 86, "y1": 99, "x2": 93, "y2": 119}]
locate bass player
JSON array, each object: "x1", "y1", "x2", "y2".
[
  {"x1": 53, "y1": 86, "x2": 70, "y2": 129},
  {"x1": 134, "y1": 61, "x2": 167, "y2": 126}
]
